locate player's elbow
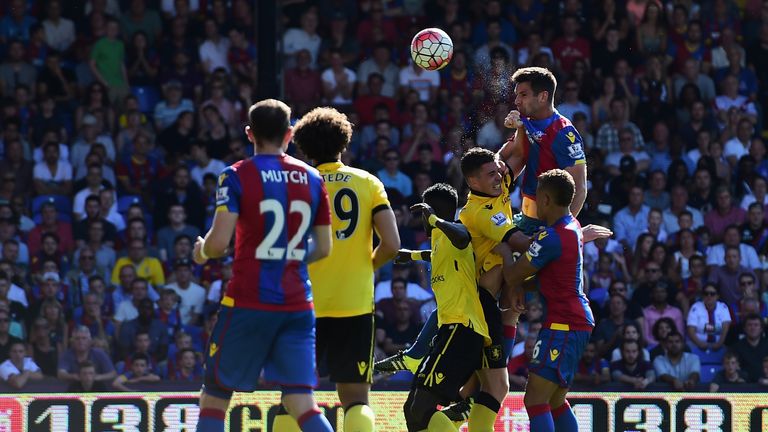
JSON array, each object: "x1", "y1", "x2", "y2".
[{"x1": 379, "y1": 234, "x2": 401, "y2": 260}]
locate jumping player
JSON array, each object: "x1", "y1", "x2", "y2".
[
  {"x1": 192, "y1": 99, "x2": 334, "y2": 432},
  {"x1": 501, "y1": 66, "x2": 587, "y2": 234},
  {"x1": 283, "y1": 106, "x2": 401, "y2": 432},
  {"x1": 495, "y1": 169, "x2": 598, "y2": 432},
  {"x1": 402, "y1": 183, "x2": 491, "y2": 432}
]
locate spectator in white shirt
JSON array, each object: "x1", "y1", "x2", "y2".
[
  {"x1": 321, "y1": 49, "x2": 356, "y2": 106},
  {"x1": 42, "y1": 0, "x2": 75, "y2": 53},
  {"x1": 282, "y1": 8, "x2": 322, "y2": 69},
  {"x1": 399, "y1": 62, "x2": 440, "y2": 103},
  {"x1": 198, "y1": 18, "x2": 230, "y2": 74},
  {"x1": 714, "y1": 75, "x2": 758, "y2": 128},
  {"x1": 0, "y1": 342, "x2": 43, "y2": 389},
  {"x1": 741, "y1": 176, "x2": 768, "y2": 210},
  {"x1": 724, "y1": 118, "x2": 753, "y2": 167},
  {"x1": 189, "y1": 141, "x2": 225, "y2": 188},
  {"x1": 706, "y1": 225, "x2": 761, "y2": 269},
  {"x1": 687, "y1": 286, "x2": 731, "y2": 354},
  {"x1": 165, "y1": 259, "x2": 205, "y2": 326},
  {"x1": 557, "y1": 79, "x2": 591, "y2": 123},
  {"x1": 605, "y1": 130, "x2": 651, "y2": 176},
  {"x1": 33, "y1": 142, "x2": 73, "y2": 196}
]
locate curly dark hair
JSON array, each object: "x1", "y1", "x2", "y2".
[
  {"x1": 292, "y1": 107, "x2": 353, "y2": 163},
  {"x1": 537, "y1": 168, "x2": 575, "y2": 207}
]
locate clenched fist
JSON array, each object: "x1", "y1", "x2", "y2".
[{"x1": 504, "y1": 110, "x2": 524, "y2": 129}]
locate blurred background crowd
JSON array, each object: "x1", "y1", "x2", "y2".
[{"x1": 0, "y1": 0, "x2": 767, "y2": 393}]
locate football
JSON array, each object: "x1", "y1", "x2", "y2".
[{"x1": 410, "y1": 27, "x2": 454, "y2": 71}]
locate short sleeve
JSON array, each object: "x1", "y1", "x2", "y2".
[
  {"x1": 313, "y1": 180, "x2": 331, "y2": 226},
  {"x1": 474, "y1": 208, "x2": 518, "y2": 243},
  {"x1": 215, "y1": 167, "x2": 242, "y2": 214},
  {"x1": 0, "y1": 361, "x2": 16, "y2": 380},
  {"x1": 552, "y1": 125, "x2": 586, "y2": 168},
  {"x1": 370, "y1": 175, "x2": 391, "y2": 214},
  {"x1": 653, "y1": 356, "x2": 669, "y2": 377},
  {"x1": 526, "y1": 228, "x2": 562, "y2": 269}
]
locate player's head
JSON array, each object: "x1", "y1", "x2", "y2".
[
  {"x1": 535, "y1": 169, "x2": 575, "y2": 221},
  {"x1": 245, "y1": 99, "x2": 292, "y2": 151},
  {"x1": 461, "y1": 148, "x2": 502, "y2": 197},
  {"x1": 511, "y1": 66, "x2": 556, "y2": 117},
  {"x1": 422, "y1": 183, "x2": 459, "y2": 223},
  {"x1": 292, "y1": 107, "x2": 353, "y2": 163}
]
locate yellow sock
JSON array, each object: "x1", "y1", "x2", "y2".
[
  {"x1": 273, "y1": 414, "x2": 301, "y2": 432},
  {"x1": 344, "y1": 404, "x2": 375, "y2": 432},
  {"x1": 427, "y1": 411, "x2": 459, "y2": 432},
  {"x1": 467, "y1": 403, "x2": 498, "y2": 432}
]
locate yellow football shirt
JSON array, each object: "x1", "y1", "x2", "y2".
[
  {"x1": 458, "y1": 171, "x2": 517, "y2": 277},
  {"x1": 309, "y1": 162, "x2": 390, "y2": 317},
  {"x1": 430, "y1": 228, "x2": 491, "y2": 345}
]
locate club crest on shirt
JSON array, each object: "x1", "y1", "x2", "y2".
[
  {"x1": 528, "y1": 241, "x2": 542, "y2": 257},
  {"x1": 530, "y1": 130, "x2": 545, "y2": 142},
  {"x1": 491, "y1": 212, "x2": 508, "y2": 227}
]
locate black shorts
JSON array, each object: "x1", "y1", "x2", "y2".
[
  {"x1": 316, "y1": 314, "x2": 375, "y2": 383},
  {"x1": 478, "y1": 286, "x2": 506, "y2": 369},
  {"x1": 412, "y1": 323, "x2": 485, "y2": 403}
]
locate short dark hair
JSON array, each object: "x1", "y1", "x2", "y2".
[
  {"x1": 293, "y1": 107, "x2": 353, "y2": 163},
  {"x1": 422, "y1": 183, "x2": 459, "y2": 216},
  {"x1": 460, "y1": 147, "x2": 496, "y2": 178},
  {"x1": 247, "y1": 99, "x2": 291, "y2": 143},
  {"x1": 744, "y1": 313, "x2": 763, "y2": 326},
  {"x1": 621, "y1": 339, "x2": 640, "y2": 351},
  {"x1": 511, "y1": 67, "x2": 557, "y2": 104},
  {"x1": 537, "y1": 169, "x2": 575, "y2": 207},
  {"x1": 132, "y1": 352, "x2": 149, "y2": 363}
]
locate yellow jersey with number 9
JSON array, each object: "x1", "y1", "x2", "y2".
[
  {"x1": 458, "y1": 171, "x2": 518, "y2": 278},
  {"x1": 430, "y1": 228, "x2": 491, "y2": 345},
  {"x1": 309, "y1": 161, "x2": 391, "y2": 317}
]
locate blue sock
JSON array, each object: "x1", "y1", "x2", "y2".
[
  {"x1": 196, "y1": 408, "x2": 225, "y2": 432},
  {"x1": 298, "y1": 409, "x2": 333, "y2": 432},
  {"x1": 503, "y1": 325, "x2": 517, "y2": 360},
  {"x1": 527, "y1": 403, "x2": 554, "y2": 432},
  {"x1": 405, "y1": 309, "x2": 438, "y2": 359},
  {"x1": 553, "y1": 401, "x2": 579, "y2": 432}
]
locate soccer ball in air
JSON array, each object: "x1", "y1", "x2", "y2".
[{"x1": 410, "y1": 28, "x2": 453, "y2": 71}]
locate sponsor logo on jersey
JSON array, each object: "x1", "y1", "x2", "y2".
[
  {"x1": 538, "y1": 230, "x2": 548, "y2": 241},
  {"x1": 528, "y1": 241, "x2": 542, "y2": 257},
  {"x1": 491, "y1": 212, "x2": 508, "y2": 226}
]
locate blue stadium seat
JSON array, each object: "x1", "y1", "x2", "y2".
[
  {"x1": 131, "y1": 85, "x2": 160, "y2": 114},
  {"x1": 32, "y1": 195, "x2": 72, "y2": 217},
  {"x1": 32, "y1": 213, "x2": 71, "y2": 224},
  {"x1": 690, "y1": 345, "x2": 726, "y2": 365},
  {"x1": 700, "y1": 365, "x2": 723, "y2": 384},
  {"x1": 118, "y1": 195, "x2": 143, "y2": 214}
]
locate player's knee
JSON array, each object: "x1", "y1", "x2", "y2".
[
  {"x1": 482, "y1": 372, "x2": 509, "y2": 401},
  {"x1": 201, "y1": 381, "x2": 233, "y2": 402},
  {"x1": 404, "y1": 389, "x2": 439, "y2": 431}
]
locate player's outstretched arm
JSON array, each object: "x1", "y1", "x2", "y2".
[
  {"x1": 307, "y1": 224, "x2": 332, "y2": 263},
  {"x1": 193, "y1": 210, "x2": 237, "y2": 264},
  {"x1": 372, "y1": 207, "x2": 401, "y2": 269},
  {"x1": 395, "y1": 249, "x2": 431, "y2": 263},
  {"x1": 411, "y1": 203, "x2": 470, "y2": 249},
  {"x1": 581, "y1": 224, "x2": 613, "y2": 243}
]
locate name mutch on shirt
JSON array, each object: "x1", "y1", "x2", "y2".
[{"x1": 261, "y1": 170, "x2": 308, "y2": 184}]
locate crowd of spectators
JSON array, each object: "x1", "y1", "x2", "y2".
[{"x1": 1, "y1": 0, "x2": 768, "y2": 393}]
